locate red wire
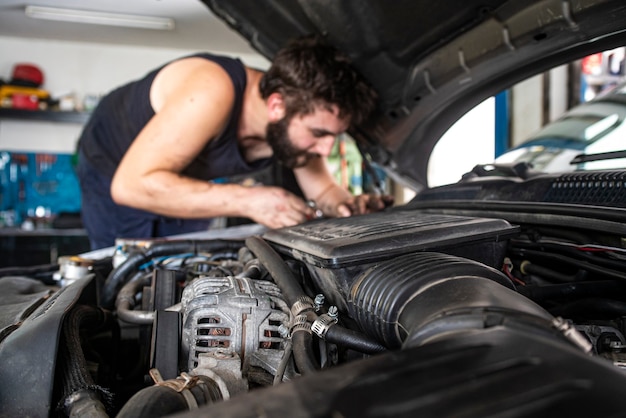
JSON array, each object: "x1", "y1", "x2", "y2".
[{"x1": 503, "y1": 263, "x2": 525, "y2": 286}]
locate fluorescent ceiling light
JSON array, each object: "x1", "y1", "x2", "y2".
[{"x1": 25, "y1": 5, "x2": 175, "y2": 31}]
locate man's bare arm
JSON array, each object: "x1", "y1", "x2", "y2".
[{"x1": 110, "y1": 58, "x2": 312, "y2": 228}]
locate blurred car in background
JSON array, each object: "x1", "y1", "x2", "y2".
[{"x1": 495, "y1": 81, "x2": 626, "y2": 173}]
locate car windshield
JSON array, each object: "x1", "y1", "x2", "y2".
[
  {"x1": 535, "y1": 112, "x2": 620, "y2": 143},
  {"x1": 495, "y1": 92, "x2": 626, "y2": 173},
  {"x1": 429, "y1": 78, "x2": 626, "y2": 186}
]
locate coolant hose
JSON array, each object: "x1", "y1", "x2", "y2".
[
  {"x1": 518, "y1": 280, "x2": 626, "y2": 305},
  {"x1": 115, "y1": 271, "x2": 154, "y2": 324},
  {"x1": 324, "y1": 325, "x2": 386, "y2": 354},
  {"x1": 244, "y1": 235, "x2": 305, "y2": 306},
  {"x1": 116, "y1": 386, "x2": 188, "y2": 418},
  {"x1": 116, "y1": 375, "x2": 222, "y2": 418},
  {"x1": 291, "y1": 332, "x2": 319, "y2": 373},
  {"x1": 59, "y1": 305, "x2": 115, "y2": 417},
  {"x1": 100, "y1": 239, "x2": 244, "y2": 308},
  {"x1": 520, "y1": 260, "x2": 586, "y2": 283},
  {"x1": 245, "y1": 235, "x2": 319, "y2": 373}
]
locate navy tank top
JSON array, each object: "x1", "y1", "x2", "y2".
[{"x1": 78, "y1": 53, "x2": 272, "y2": 180}]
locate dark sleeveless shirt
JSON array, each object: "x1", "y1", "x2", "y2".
[{"x1": 78, "y1": 53, "x2": 272, "y2": 180}]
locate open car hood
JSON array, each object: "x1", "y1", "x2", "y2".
[{"x1": 203, "y1": 0, "x2": 626, "y2": 188}]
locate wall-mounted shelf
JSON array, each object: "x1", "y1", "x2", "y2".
[{"x1": 0, "y1": 108, "x2": 91, "y2": 124}]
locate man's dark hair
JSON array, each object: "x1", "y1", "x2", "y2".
[{"x1": 259, "y1": 35, "x2": 378, "y2": 126}]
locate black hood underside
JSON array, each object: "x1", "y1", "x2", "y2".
[{"x1": 203, "y1": 0, "x2": 626, "y2": 188}]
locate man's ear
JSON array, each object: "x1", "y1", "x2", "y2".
[{"x1": 266, "y1": 92, "x2": 286, "y2": 122}]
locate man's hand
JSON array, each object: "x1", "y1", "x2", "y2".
[
  {"x1": 292, "y1": 158, "x2": 393, "y2": 219},
  {"x1": 335, "y1": 193, "x2": 394, "y2": 217},
  {"x1": 244, "y1": 186, "x2": 314, "y2": 228}
]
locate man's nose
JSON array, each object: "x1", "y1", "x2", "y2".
[{"x1": 309, "y1": 136, "x2": 336, "y2": 157}]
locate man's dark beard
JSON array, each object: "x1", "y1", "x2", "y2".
[{"x1": 266, "y1": 117, "x2": 318, "y2": 169}]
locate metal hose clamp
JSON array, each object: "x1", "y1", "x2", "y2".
[
  {"x1": 291, "y1": 314, "x2": 312, "y2": 335},
  {"x1": 149, "y1": 369, "x2": 203, "y2": 409},
  {"x1": 291, "y1": 296, "x2": 315, "y2": 317},
  {"x1": 311, "y1": 313, "x2": 338, "y2": 339}
]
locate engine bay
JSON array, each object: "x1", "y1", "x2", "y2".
[{"x1": 1, "y1": 196, "x2": 626, "y2": 417}]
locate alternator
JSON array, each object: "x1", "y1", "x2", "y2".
[{"x1": 180, "y1": 275, "x2": 290, "y2": 374}]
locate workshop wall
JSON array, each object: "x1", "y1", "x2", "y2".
[
  {"x1": 0, "y1": 35, "x2": 269, "y2": 153},
  {"x1": 0, "y1": 35, "x2": 269, "y2": 228}
]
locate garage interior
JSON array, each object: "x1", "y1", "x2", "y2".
[{"x1": 0, "y1": 0, "x2": 616, "y2": 266}]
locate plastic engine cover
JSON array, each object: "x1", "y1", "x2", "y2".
[
  {"x1": 262, "y1": 211, "x2": 519, "y2": 311},
  {"x1": 262, "y1": 211, "x2": 519, "y2": 268}
]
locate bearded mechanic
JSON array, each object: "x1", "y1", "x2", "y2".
[{"x1": 77, "y1": 35, "x2": 391, "y2": 250}]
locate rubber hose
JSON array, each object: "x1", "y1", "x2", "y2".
[
  {"x1": 116, "y1": 377, "x2": 222, "y2": 418},
  {"x1": 273, "y1": 340, "x2": 293, "y2": 385},
  {"x1": 512, "y1": 240, "x2": 626, "y2": 271},
  {"x1": 244, "y1": 236, "x2": 303, "y2": 306},
  {"x1": 518, "y1": 280, "x2": 626, "y2": 302},
  {"x1": 59, "y1": 305, "x2": 114, "y2": 417},
  {"x1": 398, "y1": 279, "x2": 554, "y2": 349},
  {"x1": 100, "y1": 251, "x2": 147, "y2": 308},
  {"x1": 510, "y1": 248, "x2": 626, "y2": 281},
  {"x1": 520, "y1": 261, "x2": 586, "y2": 283},
  {"x1": 64, "y1": 389, "x2": 109, "y2": 418},
  {"x1": 291, "y1": 332, "x2": 319, "y2": 373},
  {"x1": 349, "y1": 252, "x2": 517, "y2": 348},
  {"x1": 101, "y1": 239, "x2": 244, "y2": 308},
  {"x1": 245, "y1": 235, "x2": 319, "y2": 373},
  {"x1": 115, "y1": 272, "x2": 154, "y2": 324},
  {"x1": 325, "y1": 325, "x2": 387, "y2": 354},
  {"x1": 548, "y1": 297, "x2": 626, "y2": 318}
]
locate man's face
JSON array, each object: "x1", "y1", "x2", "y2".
[
  {"x1": 266, "y1": 116, "x2": 311, "y2": 169},
  {"x1": 266, "y1": 105, "x2": 349, "y2": 169}
]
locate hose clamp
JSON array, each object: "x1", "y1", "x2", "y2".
[
  {"x1": 291, "y1": 314, "x2": 312, "y2": 335},
  {"x1": 311, "y1": 314, "x2": 338, "y2": 339},
  {"x1": 149, "y1": 369, "x2": 202, "y2": 409},
  {"x1": 291, "y1": 296, "x2": 315, "y2": 317},
  {"x1": 150, "y1": 368, "x2": 199, "y2": 392}
]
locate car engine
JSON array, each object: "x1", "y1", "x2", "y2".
[{"x1": 2, "y1": 171, "x2": 626, "y2": 417}]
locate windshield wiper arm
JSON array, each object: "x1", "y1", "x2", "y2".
[{"x1": 570, "y1": 150, "x2": 626, "y2": 164}]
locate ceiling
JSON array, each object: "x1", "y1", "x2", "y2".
[{"x1": 0, "y1": 0, "x2": 259, "y2": 55}]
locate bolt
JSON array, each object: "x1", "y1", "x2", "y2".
[
  {"x1": 278, "y1": 324, "x2": 290, "y2": 338},
  {"x1": 328, "y1": 305, "x2": 338, "y2": 319},
  {"x1": 589, "y1": 325, "x2": 602, "y2": 337},
  {"x1": 314, "y1": 294, "x2": 325, "y2": 309}
]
